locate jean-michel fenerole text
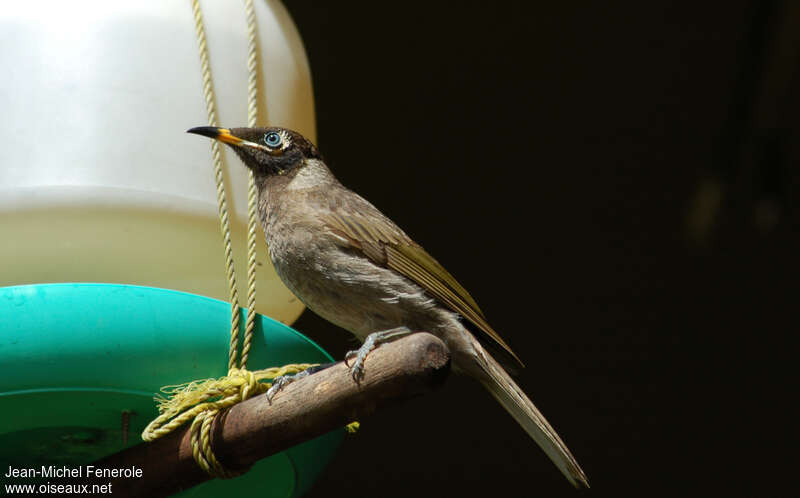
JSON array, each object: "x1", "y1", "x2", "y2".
[{"x1": 4, "y1": 465, "x2": 143, "y2": 479}]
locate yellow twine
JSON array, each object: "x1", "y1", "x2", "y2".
[
  {"x1": 142, "y1": 365, "x2": 319, "y2": 478},
  {"x1": 141, "y1": 364, "x2": 315, "y2": 441}
]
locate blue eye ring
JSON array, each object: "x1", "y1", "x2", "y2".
[{"x1": 263, "y1": 131, "x2": 282, "y2": 148}]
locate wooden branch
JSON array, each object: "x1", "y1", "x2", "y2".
[{"x1": 85, "y1": 332, "x2": 450, "y2": 497}]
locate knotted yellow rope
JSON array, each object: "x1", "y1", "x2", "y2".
[
  {"x1": 142, "y1": 364, "x2": 316, "y2": 464},
  {"x1": 141, "y1": 0, "x2": 335, "y2": 478}
]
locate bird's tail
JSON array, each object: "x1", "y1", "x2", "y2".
[{"x1": 473, "y1": 345, "x2": 589, "y2": 488}]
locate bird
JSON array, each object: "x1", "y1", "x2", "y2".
[{"x1": 187, "y1": 125, "x2": 589, "y2": 488}]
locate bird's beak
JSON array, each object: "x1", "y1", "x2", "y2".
[{"x1": 187, "y1": 126, "x2": 245, "y2": 146}]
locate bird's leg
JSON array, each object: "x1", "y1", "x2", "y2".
[
  {"x1": 265, "y1": 362, "x2": 335, "y2": 404},
  {"x1": 345, "y1": 326, "x2": 413, "y2": 382}
]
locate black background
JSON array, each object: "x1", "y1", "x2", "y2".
[{"x1": 281, "y1": 2, "x2": 796, "y2": 497}]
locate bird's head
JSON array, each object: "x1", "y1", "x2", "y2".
[{"x1": 187, "y1": 126, "x2": 322, "y2": 178}]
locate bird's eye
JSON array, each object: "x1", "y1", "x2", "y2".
[{"x1": 263, "y1": 132, "x2": 282, "y2": 148}]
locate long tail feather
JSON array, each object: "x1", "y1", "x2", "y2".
[{"x1": 474, "y1": 345, "x2": 589, "y2": 488}]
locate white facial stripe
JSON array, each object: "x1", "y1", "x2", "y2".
[{"x1": 240, "y1": 140, "x2": 270, "y2": 152}]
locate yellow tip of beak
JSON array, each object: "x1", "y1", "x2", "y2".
[
  {"x1": 187, "y1": 126, "x2": 243, "y2": 145},
  {"x1": 215, "y1": 128, "x2": 244, "y2": 146}
]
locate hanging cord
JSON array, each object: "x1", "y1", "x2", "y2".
[
  {"x1": 241, "y1": 0, "x2": 259, "y2": 368},
  {"x1": 189, "y1": 0, "x2": 242, "y2": 371},
  {"x1": 142, "y1": 0, "x2": 341, "y2": 478}
]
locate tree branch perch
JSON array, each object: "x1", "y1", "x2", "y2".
[{"x1": 86, "y1": 332, "x2": 451, "y2": 497}]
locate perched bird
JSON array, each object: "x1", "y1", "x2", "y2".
[{"x1": 188, "y1": 126, "x2": 589, "y2": 488}]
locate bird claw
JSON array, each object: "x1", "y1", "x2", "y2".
[
  {"x1": 345, "y1": 351, "x2": 367, "y2": 383},
  {"x1": 344, "y1": 327, "x2": 413, "y2": 383},
  {"x1": 265, "y1": 375, "x2": 292, "y2": 404},
  {"x1": 265, "y1": 363, "x2": 335, "y2": 404},
  {"x1": 343, "y1": 349, "x2": 357, "y2": 367}
]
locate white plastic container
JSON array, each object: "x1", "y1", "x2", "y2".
[{"x1": 0, "y1": 0, "x2": 314, "y2": 324}]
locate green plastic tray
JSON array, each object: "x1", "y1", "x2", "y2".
[{"x1": 0, "y1": 283, "x2": 341, "y2": 497}]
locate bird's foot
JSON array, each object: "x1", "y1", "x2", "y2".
[
  {"x1": 344, "y1": 326, "x2": 413, "y2": 383},
  {"x1": 265, "y1": 363, "x2": 334, "y2": 404}
]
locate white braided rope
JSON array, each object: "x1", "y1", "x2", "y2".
[
  {"x1": 190, "y1": 0, "x2": 242, "y2": 371},
  {"x1": 242, "y1": 0, "x2": 260, "y2": 368}
]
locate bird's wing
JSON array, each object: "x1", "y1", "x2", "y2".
[{"x1": 323, "y1": 206, "x2": 524, "y2": 369}]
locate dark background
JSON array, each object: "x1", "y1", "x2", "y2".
[{"x1": 282, "y1": 2, "x2": 797, "y2": 497}]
